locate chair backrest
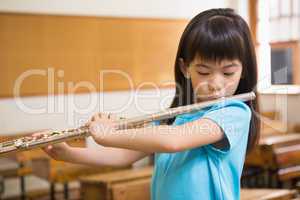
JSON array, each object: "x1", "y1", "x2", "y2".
[
  {"x1": 274, "y1": 144, "x2": 300, "y2": 181},
  {"x1": 276, "y1": 145, "x2": 300, "y2": 168}
]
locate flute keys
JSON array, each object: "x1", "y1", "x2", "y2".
[{"x1": 14, "y1": 139, "x2": 24, "y2": 148}]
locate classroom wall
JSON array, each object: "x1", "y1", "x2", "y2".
[
  {"x1": 0, "y1": 13, "x2": 187, "y2": 97},
  {"x1": 0, "y1": 0, "x2": 242, "y2": 99},
  {"x1": 0, "y1": 88, "x2": 175, "y2": 134},
  {"x1": 0, "y1": 0, "x2": 229, "y2": 19},
  {"x1": 0, "y1": 0, "x2": 236, "y2": 136},
  {"x1": 3, "y1": 0, "x2": 299, "y2": 137}
]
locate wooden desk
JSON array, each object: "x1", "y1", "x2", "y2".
[
  {"x1": 81, "y1": 166, "x2": 298, "y2": 200},
  {"x1": 80, "y1": 166, "x2": 153, "y2": 200},
  {"x1": 16, "y1": 148, "x2": 126, "y2": 200},
  {"x1": 241, "y1": 188, "x2": 297, "y2": 200},
  {"x1": 30, "y1": 158, "x2": 120, "y2": 183}
]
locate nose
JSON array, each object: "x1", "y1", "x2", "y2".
[{"x1": 208, "y1": 74, "x2": 224, "y2": 93}]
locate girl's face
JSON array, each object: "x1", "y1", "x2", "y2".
[{"x1": 180, "y1": 56, "x2": 243, "y2": 102}]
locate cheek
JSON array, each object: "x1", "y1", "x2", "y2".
[
  {"x1": 190, "y1": 75, "x2": 209, "y2": 92},
  {"x1": 225, "y1": 74, "x2": 242, "y2": 90}
]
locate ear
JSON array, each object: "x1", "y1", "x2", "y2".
[{"x1": 178, "y1": 58, "x2": 190, "y2": 79}]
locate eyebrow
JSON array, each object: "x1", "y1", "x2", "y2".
[
  {"x1": 195, "y1": 64, "x2": 211, "y2": 68},
  {"x1": 195, "y1": 63, "x2": 240, "y2": 68}
]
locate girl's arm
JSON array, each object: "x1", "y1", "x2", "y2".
[
  {"x1": 40, "y1": 139, "x2": 150, "y2": 167},
  {"x1": 90, "y1": 118, "x2": 224, "y2": 153},
  {"x1": 64, "y1": 146, "x2": 150, "y2": 167}
]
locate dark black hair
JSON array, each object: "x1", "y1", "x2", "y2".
[{"x1": 164, "y1": 8, "x2": 260, "y2": 153}]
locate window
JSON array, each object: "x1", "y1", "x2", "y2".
[
  {"x1": 250, "y1": 0, "x2": 300, "y2": 93},
  {"x1": 271, "y1": 45, "x2": 293, "y2": 85}
]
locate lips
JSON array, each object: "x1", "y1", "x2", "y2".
[
  {"x1": 206, "y1": 96, "x2": 222, "y2": 100},
  {"x1": 197, "y1": 93, "x2": 225, "y2": 100}
]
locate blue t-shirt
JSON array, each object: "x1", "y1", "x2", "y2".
[{"x1": 151, "y1": 99, "x2": 252, "y2": 200}]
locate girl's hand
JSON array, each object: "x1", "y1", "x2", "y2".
[
  {"x1": 86, "y1": 113, "x2": 118, "y2": 145},
  {"x1": 32, "y1": 131, "x2": 73, "y2": 161}
]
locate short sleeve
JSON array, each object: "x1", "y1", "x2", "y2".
[{"x1": 202, "y1": 100, "x2": 252, "y2": 153}]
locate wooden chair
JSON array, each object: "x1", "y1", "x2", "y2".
[
  {"x1": 274, "y1": 143, "x2": 300, "y2": 188},
  {"x1": 244, "y1": 133, "x2": 300, "y2": 188},
  {"x1": 30, "y1": 158, "x2": 124, "y2": 200},
  {"x1": 0, "y1": 176, "x2": 81, "y2": 200},
  {"x1": 0, "y1": 175, "x2": 3, "y2": 198},
  {"x1": 0, "y1": 157, "x2": 32, "y2": 200},
  {"x1": 16, "y1": 139, "x2": 127, "y2": 200}
]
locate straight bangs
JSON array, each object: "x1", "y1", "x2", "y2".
[{"x1": 183, "y1": 16, "x2": 246, "y2": 64}]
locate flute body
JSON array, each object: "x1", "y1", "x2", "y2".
[{"x1": 0, "y1": 92, "x2": 255, "y2": 156}]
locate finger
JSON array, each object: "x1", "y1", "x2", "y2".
[
  {"x1": 94, "y1": 112, "x2": 102, "y2": 121},
  {"x1": 42, "y1": 145, "x2": 52, "y2": 153},
  {"x1": 32, "y1": 132, "x2": 44, "y2": 138},
  {"x1": 32, "y1": 130, "x2": 50, "y2": 139},
  {"x1": 84, "y1": 121, "x2": 91, "y2": 127},
  {"x1": 100, "y1": 113, "x2": 109, "y2": 119},
  {"x1": 102, "y1": 113, "x2": 118, "y2": 120},
  {"x1": 90, "y1": 113, "x2": 101, "y2": 122},
  {"x1": 88, "y1": 122, "x2": 99, "y2": 135},
  {"x1": 88, "y1": 122, "x2": 98, "y2": 136},
  {"x1": 108, "y1": 114, "x2": 121, "y2": 122},
  {"x1": 108, "y1": 113, "x2": 117, "y2": 120},
  {"x1": 96, "y1": 113, "x2": 102, "y2": 120},
  {"x1": 96, "y1": 113, "x2": 111, "y2": 121}
]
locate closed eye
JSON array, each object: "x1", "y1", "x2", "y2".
[
  {"x1": 197, "y1": 72, "x2": 210, "y2": 75},
  {"x1": 224, "y1": 72, "x2": 235, "y2": 76}
]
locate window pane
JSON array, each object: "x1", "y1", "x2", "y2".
[
  {"x1": 291, "y1": 17, "x2": 300, "y2": 39},
  {"x1": 271, "y1": 48, "x2": 293, "y2": 84},
  {"x1": 270, "y1": 0, "x2": 280, "y2": 18},
  {"x1": 270, "y1": 20, "x2": 279, "y2": 42},
  {"x1": 279, "y1": 17, "x2": 291, "y2": 40},
  {"x1": 292, "y1": 0, "x2": 300, "y2": 15},
  {"x1": 281, "y1": 0, "x2": 291, "y2": 16}
]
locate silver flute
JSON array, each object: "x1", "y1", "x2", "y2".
[{"x1": 0, "y1": 92, "x2": 255, "y2": 156}]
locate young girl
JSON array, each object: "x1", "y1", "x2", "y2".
[{"x1": 38, "y1": 8, "x2": 260, "y2": 200}]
